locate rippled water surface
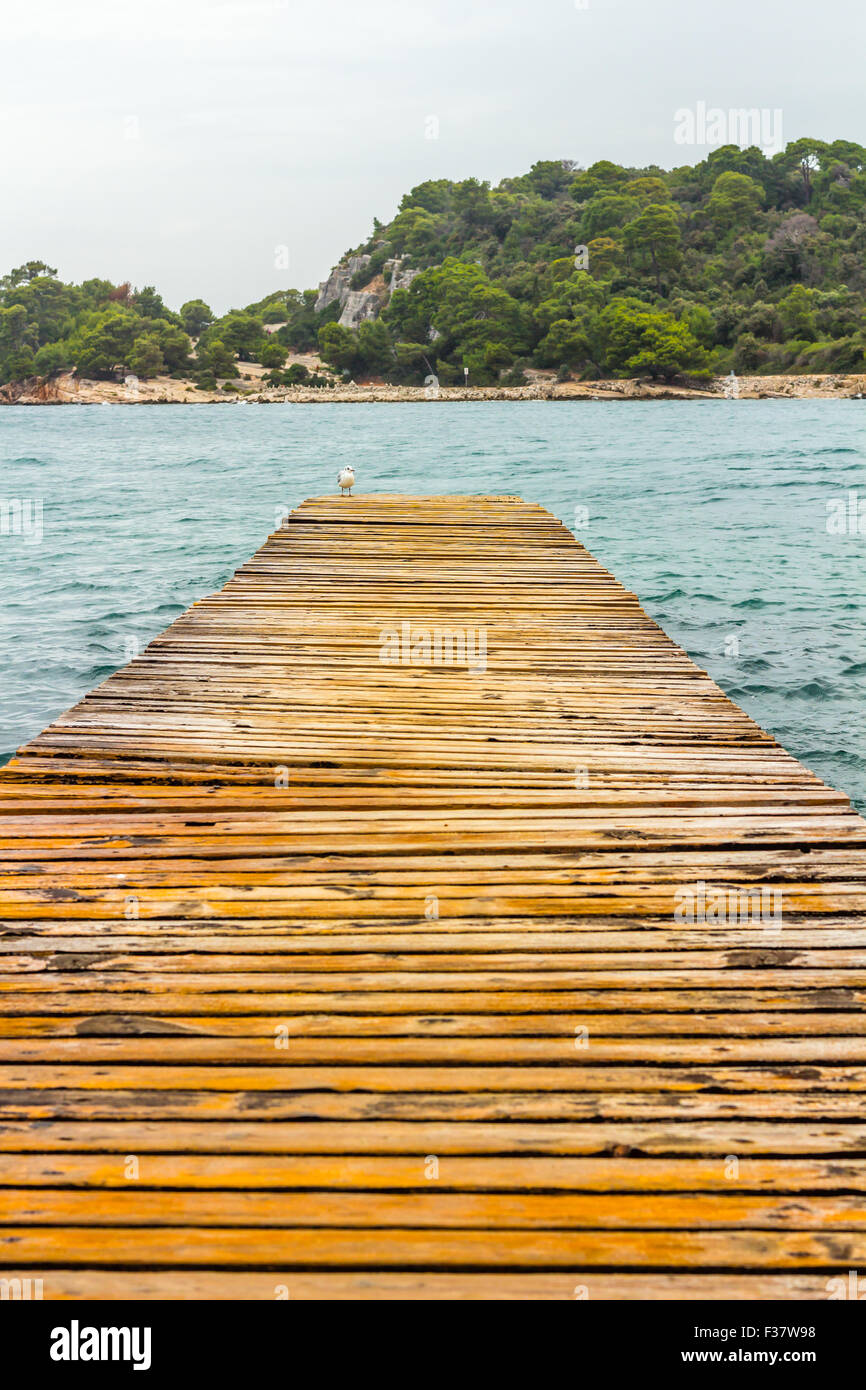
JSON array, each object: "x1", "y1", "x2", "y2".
[{"x1": 1, "y1": 401, "x2": 863, "y2": 808}]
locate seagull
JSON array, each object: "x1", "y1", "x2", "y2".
[{"x1": 337, "y1": 466, "x2": 355, "y2": 496}]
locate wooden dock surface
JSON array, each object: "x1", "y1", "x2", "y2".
[{"x1": 1, "y1": 493, "x2": 866, "y2": 1300}]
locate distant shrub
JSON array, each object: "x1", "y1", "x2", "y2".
[
  {"x1": 258, "y1": 341, "x2": 287, "y2": 369},
  {"x1": 501, "y1": 362, "x2": 529, "y2": 385},
  {"x1": 794, "y1": 337, "x2": 865, "y2": 372},
  {"x1": 732, "y1": 333, "x2": 766, "y2": 372},
  {"x1": 350, "y1": 245, "x2": 390, "y2": 289},
  {"x1": 34, "y1": 342, "x2": 72, "y2": 375}
]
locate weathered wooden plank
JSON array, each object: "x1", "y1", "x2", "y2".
[
  {"x1": 0, "y1": 1270, "x2": 836, "y2": 1299},
  {"x1": 5, "y1": 1153, "x2": 864, "y2": 1191},
  {"x1": 1, "y1": 1118, "x2": 864, "y2": 1154},
  {"x1": 2, "y1": 1090, "x2": 865, "y2": 1122},
  {"x1": 2, "y1": 1190, "x2": 863, "y2": 1229},
  {"x1": 3, "y1": 1226, "x2": 864, "y2": 1267}
]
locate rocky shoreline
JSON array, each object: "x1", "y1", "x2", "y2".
[{"x1": 2, "y1": 370, "x2": 865, "y2": 405}]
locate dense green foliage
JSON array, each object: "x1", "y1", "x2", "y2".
[
  {"x1": 324, "y1": 139, "x2": 866, "y2": 383},
  {"x1": 3, "y1": 140, "x2": 865, "y2": 388},
  {"x1": 0, "y1": 265, "x2": 193, "y2": 385},
  {"x1": 0, "y1": 269, "x2": 336, "y2": 389}
]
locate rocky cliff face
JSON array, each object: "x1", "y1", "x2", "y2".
[
  {"x1": 338, "y1": 291, "x2": 380, "y2": 329},
  {"x1": 0, "y1": 374, "x2": 65, "y2": 403},
  {"x1": 314, "y1": 252, "x2": 420, "y2": 327},
  {"x1": 314, "y1": 255, "x2": 371, "y2": 314},
  {"x1": 385, "y1": 258, "x2": 420, "y2": 295}
]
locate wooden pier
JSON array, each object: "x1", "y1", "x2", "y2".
[{"x1": 1, "y1": 493, "x2": 866, "y2": 1300}]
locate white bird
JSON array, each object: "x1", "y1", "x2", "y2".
[{"x1": 337, "y1": 467, "x2": 355, "y2": 496}]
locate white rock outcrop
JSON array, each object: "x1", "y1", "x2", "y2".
[
  {"x1": 384, "y1": 257, "x2": 420, "y2": 295},
  {"x1": 338, "y1": 291, "x2": 380, "y2": 329},
  {"x1": 314, "y1": 255, "x2": 371, "y2": 314},
  {"x1": 314, "y1": 253, "x2": 418, "y2": 326}
]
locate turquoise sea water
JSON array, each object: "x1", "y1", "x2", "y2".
[{"x1": 0, "y1": 401, "x2": 863, "y2": 808}]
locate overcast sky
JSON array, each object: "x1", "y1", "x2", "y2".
[{"x1": 3, "y1": 0, "x2": 864, "y2": 313}]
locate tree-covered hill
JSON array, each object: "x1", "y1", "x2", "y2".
[{"x1": 3, "y1": 139, "x2": 865, "y2": 391}]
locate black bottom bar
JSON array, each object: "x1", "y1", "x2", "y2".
[{"x1": 5, "y1": 1296, "x2": 860, "y2": 1379}]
